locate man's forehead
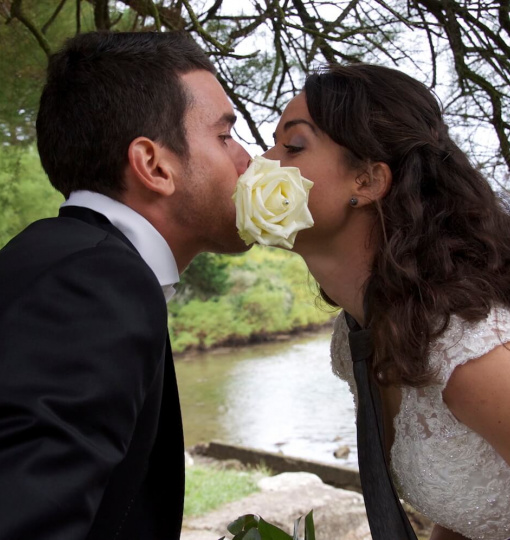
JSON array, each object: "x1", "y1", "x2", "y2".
[
  {"x1": 186, "y1": 103, "x2": 236, "y2": 130},
  {"x1": 181, "y1": 70, "x2": 235, "y2": 125}
]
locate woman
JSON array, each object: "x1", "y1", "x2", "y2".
[{"x1": 263, "y1": 64, "x2": 510, "y2": 539}]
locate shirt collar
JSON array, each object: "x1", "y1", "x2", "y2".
[{"x1": 61, "y1": 190, "x2": 179, "y2": 301}]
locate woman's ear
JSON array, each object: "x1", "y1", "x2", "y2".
[
  {"x1": 353, "y1": 162, "x2": 392, "y2": 206},
  {"x1": 127, "y1": 137, "x2": 180, "y2": 196}
]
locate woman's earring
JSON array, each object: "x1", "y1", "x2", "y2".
[{"x1": 349, "y1": 197, "x2": 358, "y2": 207}]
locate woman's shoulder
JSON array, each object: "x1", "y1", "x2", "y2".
[
  {"x1": 430, "y1": 304, "x2": 510, "y2": 388},
  {"x1": 330, "y1": 311, "x2": 353, "y2": 378},
  {"x1": 330, "y1": 311, "x2": 359, "y2": 407}
]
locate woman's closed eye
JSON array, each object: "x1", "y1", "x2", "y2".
[
  {"x1": 282, "y1": 133, "x2": 307, "y2": 155},
  {"x1": 283, "y1": 144, "x2": 304, "y2": 154}
]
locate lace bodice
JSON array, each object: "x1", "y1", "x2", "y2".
[{"x1": 331, "y1": 307, "x2": 510, "y2": 539}]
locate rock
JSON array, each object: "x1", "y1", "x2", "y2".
[
  {"x1": 181, "y1": 472, "x2": 371, "y2": 540},
  {"x1": 334, "y1": 445, "x2": 350, "y2": 459},
  {"x1": 184, "y1": 451, "x2": 194, "y2": 467},
  {"x1": 257, "y1": 472, "x2": 324, "y2": 491}
]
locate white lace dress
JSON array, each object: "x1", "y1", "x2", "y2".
[{"x1": 330, "y1": 307, "x2": 510, "y2": 539}]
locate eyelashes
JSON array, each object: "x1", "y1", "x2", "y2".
[
  {"x1": 219, "y1": 134, "x2": 233, "y2": 144},
  {"x1": 283, "y1": 144, "x2": 303, "y2": 154}
]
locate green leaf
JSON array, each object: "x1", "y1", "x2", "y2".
[
  {"x1": 224, "y1": 512, "x2": 313, "y2": 540},
  {"x1": 304, "y1": 511, "x2": 315, "y2": 540},
  {"x1": 292, "y1": 515, "x2": 302, "y2": 540},
  {"x1": 292, "y1": 510, "x2": 315, "y2": 540},
  {"x1": 257, "y1": 516, "x2": 293, "y2": 539},
  {"x1": 226, "y1": 514, "x2": 293, "y2": 540},
  {"x1": 228, "y1": 514, "x2": 260, "y2": 534},
  {"x1": 242, "y1": 529, "x2": 263, "y2": 540}
]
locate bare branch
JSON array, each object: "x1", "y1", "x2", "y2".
[
  {"x1": 291, "y1": 0, "x2": 337, "y2": 63},
  {"x1": 119, "y1": 0, "x2": 186, "y2": 31},
  {"x1": 76, "y1": 0, "x2": 81, "y2": 35},
  {"x1": 181, "y1": 0, "x2": 234, "y2": 53},
  {"x1": 498, "y1": 0, "x2": 510, "y2": 38},
  {"x1": 144, "y1": 0, "x2": 161, "y2": 31},
  {"x1": 217, "y1": 72, "x2": 269, "y2": 150},
  {"x1": 10, "y1": 0, "x2": 52, "y2": 57},
  {"x1": 93, "y1": 0, "x2": 110, "y2": 30},
  {"x1": 42, "y1": 0, "x2": 68, "y2": 34}
]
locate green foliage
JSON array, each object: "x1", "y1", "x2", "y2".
[
  {"x1": 178, "y1": 253, "x2": 231, "y2": 301},
  {"x1": 0, "y1": 1, "x2": 96, "y2": 145},
  {"x1": 169, "y1": 246, "x2": 337, "y2": 353},
  {"x1": 219, "y1": 510, "x2": 315, "y2": 540},
  {"x1": 184, "y1": 465, "x2": 262, "y2": 517},
  {"x1": 0, "y1": 145, "x2": 63, "y2": 248}
]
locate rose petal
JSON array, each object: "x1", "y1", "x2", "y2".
[{"x1": 233, "y1": 156, "x2": 314, "y2": 248}]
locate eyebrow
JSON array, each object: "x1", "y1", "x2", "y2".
[
  {"x1": 214, "y1": 113, "x2": 237, "y2": 128},
  {"x1": 273, "y1": 118, "x2": 317, "y2": 141}
]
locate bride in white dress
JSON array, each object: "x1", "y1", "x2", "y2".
[{"x1": 263, "y1": 64, "x2": 510, "y2": 539}]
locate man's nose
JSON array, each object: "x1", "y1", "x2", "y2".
[{"x1": 230, "y1": 141, "x2": 252, "y2": 175}]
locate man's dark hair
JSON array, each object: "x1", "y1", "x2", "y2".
[{"x1": 36, "y1": 31, "x2": 215, "y2": 198}]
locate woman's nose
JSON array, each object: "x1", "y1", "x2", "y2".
[{"x1": 262, "y1": 146, "x2": 277, "y2": 160}]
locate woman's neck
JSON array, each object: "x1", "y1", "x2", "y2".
[{"x1": 294, "y1": 218, "x2": 376, "y2": 326}]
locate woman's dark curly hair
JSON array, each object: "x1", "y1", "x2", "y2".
[{"x1": 304, "y1": 63, "x2": 510, "y2": 387}]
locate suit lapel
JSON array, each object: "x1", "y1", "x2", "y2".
[
  {"x1": 140, "y1": 336, "x2": 185, "y2": 539},
  {"x1": 58, "y1": 206, "x2": 138, "y2": 253},
  {"x1": 61, "y1": 205, "x2": 185, "y2": 539}
]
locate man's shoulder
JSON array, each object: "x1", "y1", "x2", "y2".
[
  {"x1": 1, "y1": 214, "x2": 133, "y2": 263},
  {"x1": 0, "y1": 215, "x2": 156, "y2": 314}
]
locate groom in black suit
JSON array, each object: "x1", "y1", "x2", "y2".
[{"x1": 0, "y1": 32, "x2": 250, "y2": 540}]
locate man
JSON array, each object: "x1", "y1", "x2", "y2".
[{"x1": 0, "y1": 31, "x2": 250, "y2": 540}]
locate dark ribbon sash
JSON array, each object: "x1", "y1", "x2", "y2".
[{"x1": 345, "y1": 312, "x2": 418, "y2": 539}]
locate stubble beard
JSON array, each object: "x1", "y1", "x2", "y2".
[{"x1": 179, "y1": 159, "x2": 249, "y2": 255}]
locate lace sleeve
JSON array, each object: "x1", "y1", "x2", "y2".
[
  {"x1": 430, "y1": 305, "x2": 510, "y2": 391},
  {"x1": 330, "y1": 311, "x2": 358, "y2": 409}
]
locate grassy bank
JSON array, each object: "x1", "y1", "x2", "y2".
[
  {"x1": 169, "y1": 246, "x2": 338, "y2": 354},
  {"x1": 184, "y1": 461, "x2": 268, "y2": 517}
]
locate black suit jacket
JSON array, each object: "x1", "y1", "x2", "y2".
[{"x1": 0, "y1": 206, "x2": 184, "y2": 539}]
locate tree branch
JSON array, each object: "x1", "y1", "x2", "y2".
[
  {"x1": 76, "y1": 0, "x2": 81, "y2": 34},
  {"x1": 42, "y1": 0, "x2": 68, "y2": 34},
  {"x1": 217, "y1": 72, "x2": 268, "y2": 150},
  {"x1": 146, "y1": 0, "x2": 161, "y2": 31},
  {"x1": 10, "y1": 0, "x2": 52, "y2": 57},
  {"x1": 93, "y1": 0, "x2": 110, "y2": 30},
  {"x1": 119, "y1": 0, "x2": 186, "y2": 30}
]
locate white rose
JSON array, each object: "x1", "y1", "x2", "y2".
[{"x1": 232, "y1": 156, "x2": 314, "y2": 249}]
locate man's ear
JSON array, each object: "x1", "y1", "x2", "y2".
[
  {"x1": 127, "y1": 137, "x2": 180, "y2": 196},
  {"x1": 352, "y1": 162, "x2": 392, "y2": 206}
]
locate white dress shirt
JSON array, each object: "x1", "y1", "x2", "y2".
[{"x1": 61, "y1": 190, "x2": 179, "y2": 302}]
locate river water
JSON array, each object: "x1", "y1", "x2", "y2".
[{"x1": 175, "y1": 328, "x2": 358, "y2": 469}]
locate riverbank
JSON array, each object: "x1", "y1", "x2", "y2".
[
  {"x1": 168, "y1": 246, "x2": 338, "y2": 354},
  {"x1": 173, "y1": 319, "x2": 336, "y2": 359},
  {"x1": 183, "y1": 444, "x2": 434, "y2": 540}
]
